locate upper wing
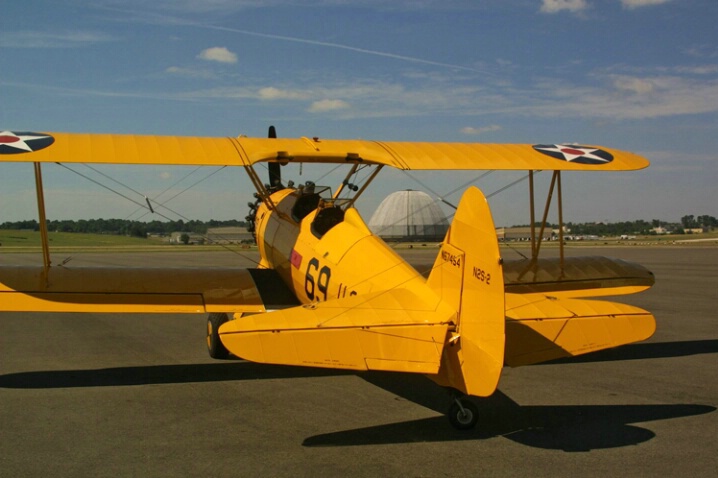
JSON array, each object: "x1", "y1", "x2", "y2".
[
  {"x1": 1, "y1": 131, "x2": 648, "y2": 171},
  {"x1": 504, "y1": 292, "x2": 656, "y2": 367},
  {"x1": 218, "y1": 288, "x2": 455, "y2": 374},
  {"x1": 0, "y1": 266, "x2": 297, "y2": 314},
  {"x1": 235, "y1": 138, "x2": 649, "y2": 171}
]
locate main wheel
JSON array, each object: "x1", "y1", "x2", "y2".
[
  {"x1": 448, "y1": 398, "x2": 479, "y2": 430},
  {"x1": 206, "y1": 313, "x2": 230, "y2": 359}
]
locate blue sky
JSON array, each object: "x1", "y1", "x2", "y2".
[{"x1": 1, "y1": 0, "x2": 716, "y2": 227}]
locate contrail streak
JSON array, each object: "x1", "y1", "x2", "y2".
[
  {"x1": 103, "y1": 7, "x2": 480, "y2": 73},
  {"x1": 203, "y1": 24, "x2": 480, "y2": 72}
]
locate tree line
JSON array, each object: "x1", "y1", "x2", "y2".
[
  {"x1": 680, "y1": 215, "x2": 718, "y2": 229},
  {"x1": 0, "y1": 219, "x2": 247, "y2": 238},
  {"x1": 514, "y1": 214, "x2": 716, "y2": 236},
  {"x1": 2, "y1": 214, "x2": 715, "y2": 238}
]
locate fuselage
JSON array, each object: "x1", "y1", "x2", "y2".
[{"x1": 252, "y1": 187, "x2": 430, "y2": 306}]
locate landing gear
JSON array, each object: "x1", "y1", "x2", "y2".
[
  {"x1": 206, "y1": 313, "x2": 230, "y2": 359},
  {"x1": 448, "y1": 397, "x2": 479, "y2": 430}
]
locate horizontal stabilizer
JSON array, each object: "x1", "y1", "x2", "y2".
[
  {"x1": 504, "y1": 293, "x2": 656, "y2": 366},
  {"x1": 219, "y1": 289, "x2": 455, "y2": 373}
]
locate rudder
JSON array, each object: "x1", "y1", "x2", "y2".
[{"x1": 427, "y1": 186, "x2": 505, "y2": 397}]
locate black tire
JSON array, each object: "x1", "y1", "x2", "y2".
[
  {"x1": 206, "y1": 313, "x2": 230, "y2": 360},
  {"x1": 448, "y1": 398, "x2": 479, "y2": 430}
]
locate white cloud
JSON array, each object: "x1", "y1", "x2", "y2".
[
  {"x1": 103, "y1": 1, "x2": 492, "y2": 17},
  {"x1": 613, "y1": 76, "x2": 655, "y2": 95},
  {"x1": 621, "y1": 0, "x2": 672, "y2": 9},
  {"x1": 308, "y1": 99, "x2": 350, "y2": 113},
  {"x1": 674, "y1": 65, "x2": 718, "y2": 75},
  {"x1": 685, "y1": 45, "x2": 718, "y2": 59},
  {"x1": 175, "y1": 86, "x2": 255, "y2": 100},
  {"x1": 197, "y1": 47, "x2": 237, "y2": 64},
  {"x1": 172, "y1": 68, "x2": 718, "y2": 121},
  {"x1": 540, "y1": 0, "x2": 671, "y2": 13},
  {"x1": 0, "y1": 30, "x2": 113, "y2": 49},
  {"x1": 530, "y1": 74, "x2": 718, "y2": 119},
  {"x1": 12, "y1": 60, "x2": 713, "y2": 123},
  {"x1": 165, "y1": 66, "x2": 216, "y2": 79},
  {"x1": 460, "y1": 125, "x2": 502, "y2": 135},
  {"x1": 540, "y1": 0, "x2": 589, "y2": 14},
  {"x1": 257, "y1": 87, "x2": 310, "y2": 100}
]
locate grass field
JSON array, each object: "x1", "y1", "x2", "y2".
[
  {"x1": 1, "y1": 228, "x2": 716, "y2": 253},
  {"x1": 0, "y1": 229, "x2": 169, "y2": 251}
]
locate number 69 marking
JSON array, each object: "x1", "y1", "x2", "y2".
[{"x1": 305, "y1": 258, "x2": 331, "y2": 301}]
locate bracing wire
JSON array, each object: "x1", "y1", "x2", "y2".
[
  {"x1": 124, "y1": 165, "x2": 204, "y2": 219},
  {"x1": 53, "y1": 162, "x2": 263, "y2": 267},
  {"x1": 131, "y1": 166, "x2": 228, "y2": 222},
  {"x1": 55, "y1": 162, "x2": 175, "y2": 222}
]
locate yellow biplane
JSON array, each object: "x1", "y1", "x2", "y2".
[{"x1": 0, "y1": 127, "x2": 655, "y2": 429}]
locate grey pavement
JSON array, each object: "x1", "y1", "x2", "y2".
[{"x1": 0, "y1": 247, "x2": 716, "y2": 477}]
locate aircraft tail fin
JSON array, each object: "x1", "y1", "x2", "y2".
[{"x1": 426, "y1": 186, "x2": 505, "y2": 397}]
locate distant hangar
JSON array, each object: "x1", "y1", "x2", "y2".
[{"x1": 368, "y1": 190, "x2": 449, "y2": 242}]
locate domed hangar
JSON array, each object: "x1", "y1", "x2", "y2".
[{"x1": 368, "y1": 190, "x2": 449, "y2": 241}]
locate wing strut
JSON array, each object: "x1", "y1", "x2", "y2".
[
  {"x1": 526, "y1": 170, "x2": 565, "y2": 275},
  {"x1": 557, "y1": 171, "x2": 565, "y2": 266},
  {"x1": 33, "y1": 162, "x2": 51, "y2": 276},
  {"x1": 243, "y1": 163, "x2": 277, "y2": 212},
  {"x1": 334, "y1": 164, "x2": 384, "y2": 208},
  {"x1": 349, "y1": 165, "x2": 383, "y2": 207},
  {"x1": 529, "y1": 171, "x2": 537, "y2": 258},
  {"x1": 534, "y1": 171, "x2": 558, "y2": 259}
]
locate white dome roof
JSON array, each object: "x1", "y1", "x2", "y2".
[{"x1": 368, "y1": 190, "x2": 449, "y2": 240}]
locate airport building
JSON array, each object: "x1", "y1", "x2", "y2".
[
  {"x1": 206, "y1": 227, "x2": 253, "y2": 244},
  {"x1": 169, "y1": 227, "x2": 253, "y2": 245},
  {"x1": 495, "y1": 227, "x2": 534, "y2": 241},
  {"x1": 368, "y1": 190, "x2": 449, "y2": 242}
]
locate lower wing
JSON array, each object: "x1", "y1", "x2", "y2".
[
  {"x1": 504, "y1": 292, "x2": 656, "y2": 366},
  {"x1": 0, "y1": 266, "x2": 297, "y2": 314},
  {"x1": 503, "y1": 256, "x2": 655, "y2": 298}
]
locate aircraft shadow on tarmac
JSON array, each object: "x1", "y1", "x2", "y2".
[
  {"x1": 1, "y1": 338, "x2": 715, "y2": 451},
  {"x1": 0, "y1": 360, "x2": 351, "y2": 389},
  {"x1": 2, "y1": 338, "x2": 714, "y2": 390},
  {"x1": 539, "y1": 338, "x2": 718, "y2": 365},
  {"x1": 302, "y1": 383, "x2": 715, "y2": 451},
  {"x1": 302, "y1": 338, "x2": 717, "y2": 450}
]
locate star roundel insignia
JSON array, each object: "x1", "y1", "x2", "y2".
[
  {"x1": 532, "y1": 144, "x2": 613, "y2": 165},
  {"x1": 0, "y1": 131, "x2": 55, "y2": 155}
]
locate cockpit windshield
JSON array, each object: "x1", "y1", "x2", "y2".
[
  {"x1": 291, "y1": 182, "x2": 330, "y2": 222},
  {"x1": 289, "y1": 181, "x2": 354, "y2": 237}
]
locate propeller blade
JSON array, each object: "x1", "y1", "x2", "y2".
[{"x1": 267, "y1": 125, "x2": 282, "y2": 188}]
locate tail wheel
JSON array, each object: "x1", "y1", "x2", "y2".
[
  {"x1": 206, "y1": 313, "x2": 230, "y2": 359},
  {"x1": 448, "y1": 398, "x2": 479, "y2": 430}
]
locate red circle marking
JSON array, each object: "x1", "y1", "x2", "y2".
[
  {"x1": 0, "y1": 135, "x2": 19, "y2": 144},
  {"x1": 560, "y1": 147, "x2": 586, "y2": 155}
]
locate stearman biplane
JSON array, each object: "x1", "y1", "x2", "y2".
[{"x1": 0, "y1": 127, "x2": 655, "y2": 429}]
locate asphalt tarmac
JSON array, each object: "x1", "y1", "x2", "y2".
[{"x1": 0, "y1": 246, "x2": 716, "y2": 477}]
